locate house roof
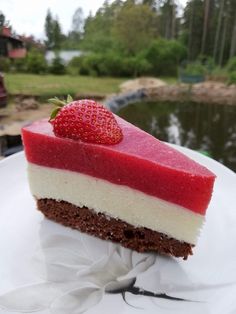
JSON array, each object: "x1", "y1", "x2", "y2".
[{"x1": 0, "y1": 27, "x2": 23, "y2": 44}]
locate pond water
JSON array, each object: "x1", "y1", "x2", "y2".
[
  {"x1": 45, "y1": 50, "x2": 82, "y2": 64},
  {"x1": 117, "y1": 101, "x2": 236, "y2": 172}
]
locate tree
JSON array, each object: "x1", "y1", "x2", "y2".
[
  {"x1": 72, "y1": 7, "x2": 84, "y2": 34},
  {"x1": 230, "y1": 12, "x2": 236, "y2": 58},
  {"x1": 158, "y1": 0, "x2": 178, "y2": 39},
  {"x1": 62, "y1": 7, "x2": 85, "y2": 48},
  {"x1": 53, "y1": 18, "x2": 63, "y2": 50},
  {"x1": 82, "y1": 1, "x2": 122, "y2": 53},
  {"x1": 0, "y1": 11, "x2": 10, "y2": 32},
  {"x1": 228, "y1": 0, "x2": 236, "y2": 58},
  {"x1": 219, "y1": 0, "x2": 229, "y2": 65},
  {"x1": 44, "y1": 9, "x2": 63, "y2": 50},
  {"x1": 213, "y1": 0, "x2": 225, "y2": 62},
  {"x1": 182, "y1": 0, "x2": 204, "y2": 60},
  {"x1": 0, "y1": 12, "x2": 6, "y2": 27},
  {"x1": 142, "y1": 0, "x2": 157, "y2": 10},
  {"x1": 201, "y1": 0, "x2": 211, "y2": 55},
  {"x1": 113, "y1": 2, "x2": 157, "y2": 55},
  {"x1": 44, "y1": 10, "x2": 54, "y2": 49}
]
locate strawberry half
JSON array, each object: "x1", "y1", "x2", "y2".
[{"x1": 48, "y1": 96, "x2": 123, "y2": 145}]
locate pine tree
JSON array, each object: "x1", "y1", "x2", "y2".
[
  {"x1": 53, "y1": 18, "x2": 63, "y2": 50},
  {"x1": 45, "y1": 9, "x2": 54, "y2": 49},
  {"x1": 201, "y1": 0, "x2": 211, "y2": 55},
  {"x1": 72, "y1": 7, "x2": 84, "y2": 34},
  {"x1": 230, "y1": 13, "x2": 236, "y2": 58},
  {"x1": 44, "y1": 10, "x2": 63, "y2": 50},
  {"x1": 213, "y1": 0, "x2": 225, "y2": 62}
]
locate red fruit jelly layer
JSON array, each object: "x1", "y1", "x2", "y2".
[{"x1": 22, "y1": 117, "x2": 215, "y2": 215}]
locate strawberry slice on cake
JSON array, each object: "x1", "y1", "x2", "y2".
[{"x1": 22, "y1": 97, "x2": 216, "y2": 259}]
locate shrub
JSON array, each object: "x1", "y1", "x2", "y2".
[
  {"x1": 207, "y1": 66, "x2": 227, "y2": 82},
  {"x1": 133, "y1": 55, "x2": 152, "y2": 76},
  {"x1": 201, "y1": 56, "x2": 215, "y2": 73},
  {"x1": 70, "y1": 54, "x2": 115, "y2": 76},
  {"x1": 228, "y1": 71, "x2": 236, "y2": 84},
  {"x1": 67, "y1": 56, "x2": 82, "y2": 75},
  {"x1": 26, "y1": 49, "x2": 48, "y2": 74},
  {"x1": 68, "y1": 52, "x2": 151, "y2": 77},
  {"x1": 79, "y1": 58, "x2": 91, "y2": 76},
  {"x1": 121, "y1": 55, "x2": 151, "y2": 77},
  {"x1": 227, "y1": 57, "x2": 236, "y2": 73},
  {"x1": 49, "y1": 56, "x2": 66, "y2": 75},
  {"x1": 145, "y1": 39, "x2": 187, "y2": 76},
  {"x1": 100, "y1": 53, "x2": 123, "y2": 76},
  {"x1": 12, "y1": 58, "x2": 27, "y2": 73},
  {"x1": 67, "y1": 55, "x2": 91, "y2": 75},
  {"x1": 85, "y1": 54, "x2": 104, "y2": 76},
  {"x1": 0, "y1": 57, "x2": 11, "y2": 72},
  {"x1": 182, "y1": 62, "x2": 206, "y2": 76}
]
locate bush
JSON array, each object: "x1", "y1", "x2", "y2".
[
  {"x1": 207, "y1": 66, "x2": 228, "y2": 82},
  {"x1": 12, "y1": 58, "x2": 27, "y2": 73},
  {"x1": 84, "y1": 54, "x2": 104, "y2": 76},
  {"x1": 67, "y1": 56, "x2": 91, "y2": 75},
  {"x1": 227, "y1": 57, "x2": 236, "y2": 73},
  {"x1": 68, "y1": 52, "x2": 151, "y2": 77},
  {"x1": 121, "y1": 55, "x2": 151, "y2": 77},
  {"x1": 0, "y1": 57, "x2": 11, "y2": 72},
  {"x1": 145, "y1": 39, "x2": 187, "y2": 76},
  {"x1": 182, "y1": 62, "x2": 206, "y2": 76},
  {"x1": 67, "y1": 56, "x2": 82, "y2": 75},
  {"x1": 69, "y1": 54, "x2": 118, "y2": 77},
  {"x1": 49, "y1": 56, "x2": 66, "y2": 75},
  {"x1": 0, "y1": 51, "x2": 47, "y2": 74},
  {"x1": 197, "y1": 56, "x2": 215, "y2": 73},
  {"x1": 228, "y1": 71, "x2": 236, "y2": 84},
  {"x1": 26, "y1": 49, "x2": 48, "y2": 74},
  {"x1": 79, "y1": 58, "x2": 91, "y2": 76},
  {"x1": 100, "y1": 53, "x2": 123, "y2": 76}
]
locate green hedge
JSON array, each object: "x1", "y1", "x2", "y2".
[
  {"x1": 1, "y1": 38, "x2": 187, "y2": 78},
  {"x1": 68, "y1": 53, "x2": 151, "y2": 77},
  {"x1": 9, "y1": 51, "x2": 65, "y2": 75},
  {"x1": 145, "y1": 39, "x2": 187, "y2": 76},
  {"x1": 67, "y1": 39, "x2": 186, "y2": 77}
]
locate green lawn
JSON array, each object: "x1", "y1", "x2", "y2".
[
  {"x1": 4, "y1": 74, "x2": 177, "y2": 102},
  {"x1": 5, "y1": 74, "x2": 126, "y2": 99}
]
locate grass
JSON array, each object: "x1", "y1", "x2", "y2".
[
  {"x1": 160, "y1": 76, "x2": 178, "y2": 84},
  {"x1": 5, "y1": 74, "x2": 126, "y2": 100},
  {"x1": 4, "y1": 73, "x2": 177, "y2": 102}
]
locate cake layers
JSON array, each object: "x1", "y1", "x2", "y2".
[
  {"x1": 28, "y1": 163, "x2": 204, "y2": 244},
  {"x1": 37, "y1": 199, "x2": 193, "y2": 259},
  {"x1": 22, "y1": 118, "x2": 215, "y2": 215}
]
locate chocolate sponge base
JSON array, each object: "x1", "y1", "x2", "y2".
[{"x1": 37, "y1": 198, "x2": 194, "y2": 259}]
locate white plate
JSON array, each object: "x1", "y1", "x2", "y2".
[{"x1": 0, "y1": 147, "x2": 236, "y2": 314}]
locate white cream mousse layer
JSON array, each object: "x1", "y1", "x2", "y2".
[{"x1": 28, "y1": 163, "x2": 204, "y2": 244}]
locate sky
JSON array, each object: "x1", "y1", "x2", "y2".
[{"x1": 0, "y1": 0, "x2": 188, "y2": 40}]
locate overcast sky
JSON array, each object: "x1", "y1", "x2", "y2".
[{"x1": 1, "y1": 0, "x2": 187, "y2": 39}]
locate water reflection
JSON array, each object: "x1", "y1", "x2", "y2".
[{"x1": 118, "y1": 101, "x2": 236, "y2": 172}]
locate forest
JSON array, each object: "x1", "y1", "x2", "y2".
[
  {"x1": 2, "y1": 0, "x2": 236, "y2": 79},
  {"x1": 44, "y1": 0, "x2": 236, "y2": 78}
]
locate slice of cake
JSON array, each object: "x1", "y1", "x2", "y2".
[{"x1": 22, "y1": 98, "x2": 215, "y2": 259}]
